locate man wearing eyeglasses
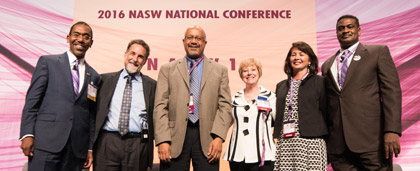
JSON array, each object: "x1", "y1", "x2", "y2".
[
  {"x1": 154, "y1": 25, "x2": 233, "y2": 171},
  {"x1": 19, "y1": 21, "x2": 101, "y2": 171}
]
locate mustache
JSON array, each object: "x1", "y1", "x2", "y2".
[{"x1": 129, "y1": 60, "x2": 140, "y2": 66}]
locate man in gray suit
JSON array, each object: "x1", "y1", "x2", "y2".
[
  {"x1": 154, "y1": 26, "x2": 232, "y2": 171},
  {"x1": 20, "y1": 21, "x2": 101, "y2": 170},
  {"x1": 93, "y1": 39, "x2": 156, "y2": 170},
  {"x1": 321, "y1": 15, "x2": 402, "y2": 170}
]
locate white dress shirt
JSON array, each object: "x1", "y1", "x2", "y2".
[{"x1": 329, "y1": 42, "x2": 359, "y2": 89}]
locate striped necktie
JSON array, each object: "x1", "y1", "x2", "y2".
[
  {"x1": 340, "y1": 50, "x2": 352, "y2": 87},
  {"x1": 71, "y1": 59, "x2": 79, "y2": 98},
  {"x1": 189, "y1": 60, "x2": 200, "y2": 123}
]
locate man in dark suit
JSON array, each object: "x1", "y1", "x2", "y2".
[
  {"x1": 154, "y1": 26, "x2": 232, "y2": 171},
  {"x1": 19, "y1": 21, "x2": 100, "y2": 170},
  {"x1": 321, "y1": 15, "x2": 402, "y2": 170},
  {"x1": 93, "y1": 39, "x2": 156, "y2": 170}
]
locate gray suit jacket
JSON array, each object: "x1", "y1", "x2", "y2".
[
  {"x1": 321, "y1": 43, "x2": 402, "y2": 154},
  {"x1": 20, "y1": 52, "x2": 100, "y2": 159},
  {"x1": 93, "y1": 70, "x2": 156, "y2": 168},
  {"x1": 153, "y1": 56, "x2": 233, "y2": 158}
]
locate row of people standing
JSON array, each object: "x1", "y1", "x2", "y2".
[
  {"x1": 19, "y1": 14, "x2": 402, "y2": 171},
  {"x1": 223, "y1": 14, "x2": 402, "y2": 171},
  {"x1": 224, "y1": 41, "x2": 327, "y2": 171}
]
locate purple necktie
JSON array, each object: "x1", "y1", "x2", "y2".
[
  {"x1": 340, "y1": 50, "x2": 352, "y2": 86},
  {"x1": 71, "y1": 59, "x2": 79, "y2": 98},
  {"x1": 118, "y1": 75, "x2": 132, "y2": 136}
]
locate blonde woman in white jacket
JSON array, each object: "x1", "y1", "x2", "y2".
[{"x1": 223, "y1": 58, "x2": 276, "y2": 171}]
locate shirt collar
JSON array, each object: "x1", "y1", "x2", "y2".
[
  {"x1": 186, "y1": 55, "x2": 204, "y2": 62},
  {"x1": 340, "y1": 42, "x2": 360, "y2": 53},
  {"x1": 66, "y1": 50, "x2": 85, "y2": 64},
  {"x1": 121, "y1": 69, "x2": 141, "y2": 81}
]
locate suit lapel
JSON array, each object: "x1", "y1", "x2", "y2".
[
  {"x1": 176, "y1": 58, "x2": 190, "y2": 89},
  {"x1": 323, "y1": 54, "x2": 341, "y2": 92},
  {"x1": 200, "y1": 57, "x2": 212, "y2": 90},
  {"x1": 342, "y1": 43, "x2": 367, "y2": 89},
  {"x1": 141, "y1": 73, "x2": 151, "y2": 112},
  {"x1": 58, "y1": 53, "x2": 75, "y2": 98},
  {"x1": 103, "y1": 71, "x2": 122, "y2": 108},
  {"x1": 76, "y1": 63, "x2": 92, "y2": 101}
]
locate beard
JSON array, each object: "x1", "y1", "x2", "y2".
[{"x1": 125, "y1": 62, "x2": 140, "y2": 74}]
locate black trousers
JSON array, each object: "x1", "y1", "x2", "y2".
[
  {"x1": 328, "y1": 147, "x2": 392, "y2": 171},
  {"x1": 93, "y1": 131, "x2": 149, "y2": 171},
  {"x1": 229, "y1": 161, "x2": 274, "y2": 171},
  {"x1": 160, "y1": 121, "x2": 219, "y2": 171},
  {"x1": 28, "y1": 138, "x2": 84, "y2": 171}
]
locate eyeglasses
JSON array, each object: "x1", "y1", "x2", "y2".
[
  {"x1": 71, "y1": 32, "x2": 91, "y2": 40},
  {"x1": 185, "y1": 36, "x2": 205, "y2": 42}
]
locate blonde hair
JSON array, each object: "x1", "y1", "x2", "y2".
[{"x1": 238, "y1": 58, "x2": 262, "y2": 79}]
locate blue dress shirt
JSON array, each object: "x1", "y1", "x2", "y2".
[{"x1": 103, "y1": 69, "x2": 147, "y2": 133}]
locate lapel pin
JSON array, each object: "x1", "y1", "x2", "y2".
[
  {"x1": 353, "y1": 55, "x2": 361, "y2": 61},
  {"x1": 87, "y1": 72, "x2": 91, "y2": 76}
]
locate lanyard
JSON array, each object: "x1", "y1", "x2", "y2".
[
  {"x1": 189, "y1": 56, "x2": 204, "y2": 75},
  {"x1": 287, "y1": 73, "x2": 308, "y2": 117}
]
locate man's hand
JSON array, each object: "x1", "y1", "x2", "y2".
[
  {"x1": 158, "y1": 142, "x2": 171, "y2": 163},
  {"x1": 384, "y1": 132, "x2": 400, "y2": 159},
  {"x1": 83, "y1": 151, "x2": 93, "y2": 169},
  {"x1": 21, "y1": 137, "x2": 34, "y2": 157},
  {"x1": 207, "y1": 137, "x2": 223, "y2": 163}
]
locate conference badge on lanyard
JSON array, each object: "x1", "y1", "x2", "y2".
[
  {"x1": 257, "y1": 96, "x2": 270, "y2": 112},
  {"x1": 87, "y1": 81, "x2": 97, "y2": 102},
  {"x1": 139, "y1": 113, "x2": 149, "y2": 142},
  {"x1": 283, "y1": 120, "x2": 296, "y2": 138},
  {"x1": 189, "y1": 93, "x2": 194, "y2": 115}
]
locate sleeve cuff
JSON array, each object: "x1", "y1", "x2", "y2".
[{"x1": 20, "y1": 134, "x2": 34, "y2": 141}]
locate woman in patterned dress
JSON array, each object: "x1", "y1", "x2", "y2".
[
  {"x1": 273, "y1": 41, "x2": 328, "y2": 171},
  {"x1": 223, "y1": 58, "x2": 276, "y2": 171}
]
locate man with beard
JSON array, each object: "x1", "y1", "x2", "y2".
[
  {"x1": 321, "y1": 15, "x2": 402, "y2": 170},
  {"x1": 93, "y1": 39, "x2": 156, "y2": 170},
  {"x1": 154, "y1": 25, "x2": 232, "y2": 171},
  {"x1": 20, "y1": 21, "x2": 100, "y2": 170}
]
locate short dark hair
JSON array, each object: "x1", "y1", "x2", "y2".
[
  {"x1": 69, "y1": 21, "x2": 93, "y2": 39},
  {"x1": 126, "y1": 39, "x2": 150, "y2": 60},
  {"x1": 337, "y1": 14, "x2": 360, "y2": 27},
  {"x1": 284, "y1": 41, "x2": 319, "y2": 77}
]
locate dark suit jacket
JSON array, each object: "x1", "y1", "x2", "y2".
[
  {"x1": 93, "y1": 70, "x2": 156, "y2": 168},
  {"x1": 321, "y1": 43, "x2": 402, "y2": 154},
  {"x1": 20, "y1": 52, "x2": 100, "y2": 159},
  {"x1": 273, "y1": 74, "x2": 328, "y2": 139}
]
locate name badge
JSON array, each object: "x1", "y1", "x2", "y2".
[
  {"x1": 257, "y1": 96, "x2": 270, "y2": 111},
  {"x1": 283, "y1": 120, "x2": 296, "y2": 138},
  {"x1": 189, "y1": 94, "x2": 194, "y2": 114},
  {"x1": 87, "y1": 82, "x2": 97, "y2": 102},
  {"x1": 141, "y1": 129, "x2": 148, "y2": 142}
]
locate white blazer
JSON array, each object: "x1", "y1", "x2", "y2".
[{"x1": 223, "y1": 86, "x2": 276, "y2": 163}]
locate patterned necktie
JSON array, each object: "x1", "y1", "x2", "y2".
[
  {"x1": 71, "y1": 59, "x2": 79, "y2": 98},
  {"x1": 189, "y1": 60, "x2": 200, "y2": 123},
  {"x1": 340, "y1": 50, "x2": 352, "y2": 86},
  {"x1": 118, "y1": 75, "x2": 132, "y2": 136}
]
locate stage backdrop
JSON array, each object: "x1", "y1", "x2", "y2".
[{"x1": 1, "y1": 0, "x2": 419, "y2": 170}]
